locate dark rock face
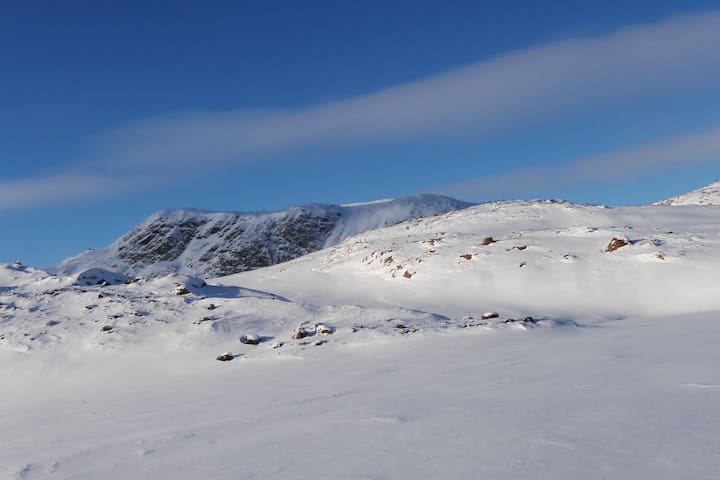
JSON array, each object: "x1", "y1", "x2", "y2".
[{"x1": 119, "y1": 220, "x2": 202, "y2": 265}]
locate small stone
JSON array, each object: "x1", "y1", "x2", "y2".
[
  {"x1": 294, "y1": 328, "x2": 307, "y2": 340},
  {"x1": 402, "y1": 270, "x2": 413, "y2": 279},
  {"x1": 314, "y1": 340, "x2": 326, "y2": 346},
  {"x1": 216, "y1": 352, "x2": 234, "y2": 362},
  {"x1": 101, "y1": 325, "x2": 114, "y2": 332},
  {"x1": 240, "y1": 334, "x2": 260, "y2": 345},
  {"x1": 315, "y1": 324, "x2": 334, "y2": 335},
  {"x1": 606, "y1": 237, "x2": 629, "y2": 252},
  {"x1": 523, "y1": 316, "x2": 535, "y2": 324},
  {"x1": 481, "y1": 312, "x2": 499, "y2": 320},
  {"x1": 514, "y1": 245, "x2": 527, "y2": 251},
  {"x1": 175, "y1": 287, "x2": 191, "y2": 295},
  {"x1": 460, "y1": 254, "x2": 472, "y2": 260},
  {"x1": 394, "y1": 323, "x2": 407, "y2": 329},
  {"x1": 482, "y1": 237, "x2": 494, "y2": 246},
  {"x1": 207, "y1": 303, "x2": 217, "y2": 310}
]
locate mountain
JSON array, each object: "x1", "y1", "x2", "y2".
[
  {"x1": 57, "y1": 194, "x2": 473, "y2": 278},
  {"x1": 655, "y1": 179, "x2": 720, "y2": 206}
]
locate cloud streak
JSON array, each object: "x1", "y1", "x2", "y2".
[
  {"x1": 4, "y1": 8, "x2": 720, "y2": 211},
  {"x1": 0, "y1": 174, "x2": 142, "y2": 212},
  {"x1": 87, "y1": 8, "x2": 720, "y2": 173},
  {"x1": 435, "y1": 126, "x2": 720, "y2": 200}
]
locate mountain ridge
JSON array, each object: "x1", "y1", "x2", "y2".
[{"x1": 57, "y1": 194, "x2": 473, "y2": 278}]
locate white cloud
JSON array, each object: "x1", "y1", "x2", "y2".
[
  {"x1": 5, "y1": 9, "x2": 720, "y2": 211},
  {"x1": 435, "y1": 126, "x2": 720, "y2": 199},
  {"x1": 84, "y1": 8, "x2": 720, "y2": 173},
  {"x1": 0, "y1": 174, "x2": 134, "y2": 211}
]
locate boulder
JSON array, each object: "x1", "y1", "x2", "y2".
[
  {"x1": 240, "y1": 334, "x2": 260, "y2": 345},
  {"x1": 606, "y1": 237, "x2": 629, "y2": 252}
]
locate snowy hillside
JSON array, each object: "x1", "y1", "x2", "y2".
[
  {"x1": 655, "y1": 179, "x2": 720, "y2": 205},
  {"x1": 57, "y1": 194, "x2": 472, "y2": 278},
  {"x1": 223, "y1": 199, "x2": 720, "y2": 319},
  {"x1": 2, "y1": 183, "x2": 720, "y2": 479}
]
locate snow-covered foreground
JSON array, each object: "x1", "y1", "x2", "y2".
[
  {"x1": 2, "y1": 191, "x2": 720, "y2": 478},
  {"x1": 2, "y1": 311, "x2": 719, "y2": 479}
]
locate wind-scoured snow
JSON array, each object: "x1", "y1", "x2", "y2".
[{"x1": 56, "y1": 194, "x2": 472, "y2": 278}]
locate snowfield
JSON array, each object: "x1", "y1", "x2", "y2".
[{"x1": 2, "y1": 187, "x2": 720, "y2": 479}]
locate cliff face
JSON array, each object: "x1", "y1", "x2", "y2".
[{"x1": 57, "y1": 195, "x2": 473, "y2": 278}]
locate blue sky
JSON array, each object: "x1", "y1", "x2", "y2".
[{"x1": 2, "y1": 0, "x2": 720, "y2": 267}]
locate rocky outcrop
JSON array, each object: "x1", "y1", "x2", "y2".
[{"x1": 58, "y1": 195, "x2": 473, "y2": 278}]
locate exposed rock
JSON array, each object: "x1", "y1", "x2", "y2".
[
  {"x1": 460, "y1": 254, "x2": 472, "y2": 260},
  {"x1": 481, "y1": 312, "x2": 499, "y2": 320},
  {"x1": 482, "y1": 237, "x2": 495, "y2": 246},
  {"x1": 216, "y1": 352, "x2": 234, "y2": 362},
  {"x1": 523, "y1": 316, "x2": 535, "y2": 324},
  {"x1": 514, "y1": 245, "x2": 527, "y2": 251},
  {"x1": 294, "y1": 328, "x2": 308, "y2": 340},
  {"x1": 175, "y1": 286, "x2": 191, "y2": 295},
  {"x1": 402, "y1": 270, "x2": 414, "y2": 279},
  {"x1": 101, "y1": 325, "x2": 114, "y2": 332},
  {"x1": 315, "y1": 324, "x2": 334, "y2": 335},
  {"x1": 383, "y1": 256, "x2": 394, "y2": 265},
  {"x1": 206, "y1": 303, "x2": 217, "y2": 310},
  {"x1": 606, "y1": 237, "x2": 629, "y2": 252},
  {"x1": 240, "y1": 334, "x2": 260, "y2": 345}
]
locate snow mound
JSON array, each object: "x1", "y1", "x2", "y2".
[
  {"x1": 73, "y1": 268, "x2": 130, "y2": 286},
  {"x1": 655, "y1": 180, "x2": 720, "y2": 206}
]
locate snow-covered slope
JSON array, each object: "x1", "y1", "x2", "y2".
[
  {"x1": 3, "y1": 184, "x2": 720, "y2": 479},
  {"x1": 57, "y1": 195, "x2": 472, "y2": 278},
  {"x1": 655, "y1": 179, "x2": 720, "y2": 206},
  {"x1": 223, "y1": 199, "x2": 720, "y2": 319}
]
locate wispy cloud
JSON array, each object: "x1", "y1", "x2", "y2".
[
  {"x1": 85, "y1": 8, "x2": 720, "y2": 173},
  {"x1": 4, "y1": 8, "x2": 720, "y2": 210},
  {"x1": 0, "y1": 174, "x2": 139, "y2": 212},
  {"x1": 435, "y1": 126, "x2": 720, "y2": 199}
]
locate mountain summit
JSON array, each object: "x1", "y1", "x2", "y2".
[{"x1": 57, "y1": 194, "x2": 472, "y2": 278}]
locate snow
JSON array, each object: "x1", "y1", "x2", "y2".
[
  {"x1": 2, "y1": 184, "x2": 720, "y2": 479},
  {"x1": 655, "y1": 179, "x2": 720, "y2": 206}
]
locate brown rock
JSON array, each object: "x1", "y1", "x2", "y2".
[
  {"x1": 460, "y1": 254, "x2": 472, "y2": 260},
  {"x1": 606, "y1": 237, "x2": 629, "y2": 252},
  {"x1": 383, "y1": 256, "x2": 394, "y2": 265},
  {"x1": 402, "y1": 270, "x2": 413, "y2": 279},
  {"x1": 482, "y1": 237, "x2": 494, "y2": 246}
]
